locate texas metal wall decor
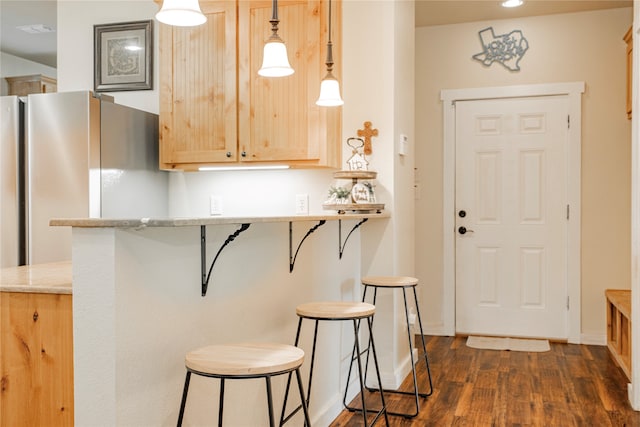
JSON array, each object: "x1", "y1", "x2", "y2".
[{"x1": 472, "y1": 27, "x2": 529, "y2": 72}]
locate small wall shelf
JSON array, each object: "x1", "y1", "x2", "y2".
[{"x1": 323, "y1": 170, "x2": 385, "y2": 214}]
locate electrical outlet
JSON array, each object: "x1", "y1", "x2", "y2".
[
  {"x1": 295, "y1": 194, "x2": 309, "y2": 215},
  {"x1": 210, "y1": 195, "x2": 223, "y2": 216}
]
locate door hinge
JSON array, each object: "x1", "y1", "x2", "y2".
[
  {"x1": 566, "y1": 204, "x2": 570, "y2": 220},
  {"x1": 567, "y1": 296, "x2": 570, "y2": 310},
  {"x1": 567, "y1": 115, "x2": 570, "y2": 129}
]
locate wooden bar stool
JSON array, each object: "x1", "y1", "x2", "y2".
[
  {"x1": 177, "y1": 342, "x2": 311, "y2": 427},
  {"x1": 280, "y1": 301, "x2": 389, "y2": 426},
  {"x1": 343, "y1": 276, "x2": 433, "y2": 419}
]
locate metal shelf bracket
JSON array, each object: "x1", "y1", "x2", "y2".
[
  {"x1": 289, "y1": 220, "x2": 326, "y2": 272},
  {"x1": 339, "y1": 218, "x2": 368, "y2": 259},
  {"x1": 201, "y1": 223, "x2": 251, "y2": 296}
]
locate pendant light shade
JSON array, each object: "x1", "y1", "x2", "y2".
[
  {"x1": 316, "y1": 73, "x2": 343, "y2": 106},
  {"x1": 258, "y1": 0, "x2": 294, "y2": 77},
  {"x1": 316, "y1": 0, "x2": 343, "y2": 107},
  {"x1": 259, "y1": 39, "x2": 294, "y2": 77},
  {"x1": 156, "y1": 0, "x2": 207, "y2": 27}
]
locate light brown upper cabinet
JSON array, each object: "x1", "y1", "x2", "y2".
[
  {"x1": 625, "y1": 26, "x2": 632, "y2": 120},
  {"x1": 159, "y1": 0, "x2": 342, "y2": 171}
]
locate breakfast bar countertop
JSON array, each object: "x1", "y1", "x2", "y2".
[
  {"x1": 49, "y1": 212, "x2": 390, "y2": 228},
  {"x1": 0, "y1": 261, "x2": 72, "y2": 294}
]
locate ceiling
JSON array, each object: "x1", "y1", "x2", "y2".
[
  {"x1": 1, "y1": 1, "x2": 57, "y2": 67},
  {"x1": 415, "y1": 0, "x2": 631, "y2": 27},
  {"x1": 0, "y1": 0, "x2": 633, "y2": 69}
]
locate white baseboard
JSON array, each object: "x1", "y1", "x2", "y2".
[
  {"x1": 422, "y1": 322, "x2": 451, "y2": 337},
  {"x1": 580, "y1": 333, "x2": 606, "y2": 346},
  {"x1": 341, "y1": 348, "x2": 419, "y2": 403},
  {"x1": 312, "y1": 391, "x2": 346, "y2": 427},
  {"x1": 378, "y1": 348, "x2": 418, "y2": 389}
]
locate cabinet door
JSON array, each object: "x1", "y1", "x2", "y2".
[
  {"x1": 159, "y1": 2, "x2": 238, "y2": 169},
  {"x1": 1, "y1": 292, "x2": 73, "y2": 426},
  {"x1": 238, "y1": 0, "x2": 341, "y2": 167}
]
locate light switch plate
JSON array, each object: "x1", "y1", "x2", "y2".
[{"x1": 399, "y1": 134, "x2": 408, "y2": 156}]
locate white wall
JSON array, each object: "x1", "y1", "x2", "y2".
[
  {"x1": 415, "y1": 7, "x2": 632, "y2": 340},
  {"x1": 0, "y1": 52, "x2": 58, "y2": 95},
  {"x1": 342, "y1": 0, "x2": 416, "y2": 379},
  {"x1": 57, "y1": 0, "x2": 159, "y2": 113}
]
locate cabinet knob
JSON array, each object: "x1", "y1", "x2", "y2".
[
  {"x1": 33, "y1": 311, "x2": 39, "y2": 322},
  {"x1": 241, "y1": 151, "x2": 247, "y2": 158},
  {"x1": 226, "y1": 152, "x2": 232, "y2": 158}
]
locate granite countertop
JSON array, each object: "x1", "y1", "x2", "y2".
[
  {"x1": 0, "y1": 261, "x2": 72, "y2": 294},
  {"x1": 50, "y1": 212, "x2": 390, "y2": 228}
]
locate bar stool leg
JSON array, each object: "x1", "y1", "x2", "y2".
[
  {"x1": 177, "y1": 371, "x2": 192, "y2": 427},
  {"x1": 343, "y1": 288, "x2": 376, "y2": 411},
  {"x1": 295, "y1": 368, "x2": 312, "y2": 426},
  {"x1": 401, "y1": 287, "x2": 420, "y2": 415},
  {"x1": 307, "y1": 320, "x2": 320, "y2": 405},
  {"x1": 352, "y1": 319, "x2": 369, "y2": 424},
  {"x1": 351, "y1": 318, "x2": 390, "y2": 426},
  {"x1": 265, "y1": 376, "x2": 275, "y2": 427},
  {"x1": 281, "y1": 318, "x2": 319, "y2": 426},
  {"x1": 218, "y1": 378, "x2": 225, "y2": 427},
  {"x1": 412, "y1": 286, "x2": 433, "y2": 396},
  {"x1": 365, "y1": 316, "x2": 390, "y2": 426},
  {"x1": 280, "y1": 318, "x2": 305, "y2": 425}
]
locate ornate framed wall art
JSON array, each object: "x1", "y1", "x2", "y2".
[{"x1": 94, "y1": 20, "x2": 153, "y2": 92}]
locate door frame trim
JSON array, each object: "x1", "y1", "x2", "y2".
[{"x1": 440, "y1": 82, "x2": 585, "y2": 343}]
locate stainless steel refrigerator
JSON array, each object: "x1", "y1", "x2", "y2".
[{"x1": 0, "y1": 91, "x2": 168, "y2": 267}]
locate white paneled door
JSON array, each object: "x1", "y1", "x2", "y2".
[{"x1": 455, "y1": 95, "x2": 569, "y2": 340}]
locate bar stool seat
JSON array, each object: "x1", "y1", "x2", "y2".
[
  {"x1": 281, "y1": 301, "x2": 389, "y2": 426},
  {"x1": 344, "y1": 276, "x2": 433, "y2": 419},
  {"x1": 177, "y1": 343, "x2": 311, "y2": 426},
  {"x1": 362, "y1": 276, "x2": 418, "y2": 288},
  {"x1": 296, "y1": 301, "x2": 376, "y2": 319}
]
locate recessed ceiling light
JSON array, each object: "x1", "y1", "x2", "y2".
[
  {"x1": 501, "y1": 0, "x2": 524, "y2": 8},
  {"x1": 16, "y1": 24, "x2": 55, "y2": 34}
]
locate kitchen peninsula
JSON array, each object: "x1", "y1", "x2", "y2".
[{"x1": 51, "y1": 212, "x2": 390, "y2": 426}]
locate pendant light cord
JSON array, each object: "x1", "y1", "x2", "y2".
[
  {"x1": 325, "y1": 0, "x2": 334, "y2": 72},
  {"x1": 328, "y1": 0, "x2": 332, "y2": 44},
  {"x1": 269, "y1": 0, "x2": 280, "y2": 40}
]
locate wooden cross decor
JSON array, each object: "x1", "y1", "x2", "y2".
[{"x1": 357, "y1": 121, "x2": 378, "y2": 155}]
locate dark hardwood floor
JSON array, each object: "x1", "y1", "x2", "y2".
[{"x1": 330, "y1": 335, "x2": 640, "y2": 426}]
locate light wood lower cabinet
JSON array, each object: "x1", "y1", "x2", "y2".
[{"x1": 0, "y1": 292, "x2": 73, "y2": 427}]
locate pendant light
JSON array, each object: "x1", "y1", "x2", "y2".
[
  {"x1": 258, "y1": 0, "x2": 294, "y2": 77},
  {"x1": 156, "y1": 0, "x2": 207, "y2": 27},
  {"x1": 316, "y1": 0, "x2": 343, "y2": 106}
]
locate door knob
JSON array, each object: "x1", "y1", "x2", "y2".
[{"x1": 458, "y1": 226, "x2": 474, "y2": 235}]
